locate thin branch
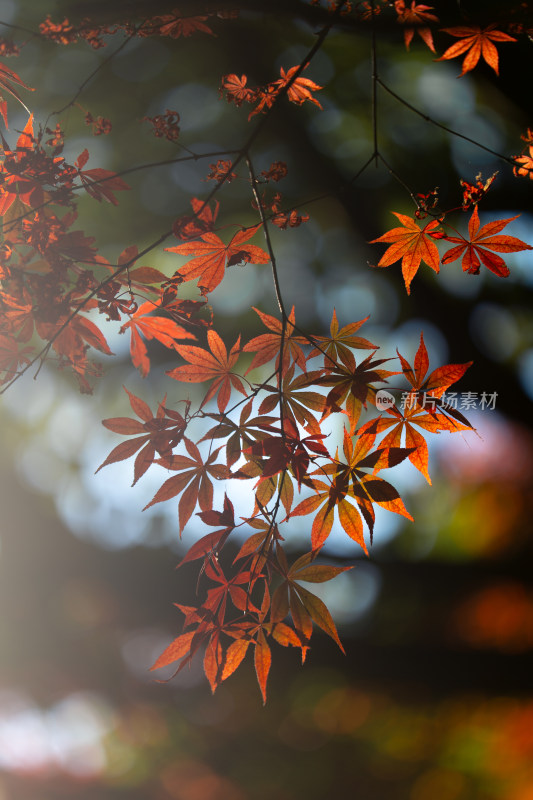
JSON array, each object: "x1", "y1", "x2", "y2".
[
  {"x1": 378, "y1": 153, "x2": 418, "y2": 206},
  {"x1": 0, "y1": 18, "x2": 43, "y2": 38},
  {"x1": 376, "y1": 76, "x2": 519, "y2": 168},
  {"x1": 245, "y1": 154, "x2": 286, "y2": 319},
  {"x1": 370, "y1": 0, "x2": 378, "y2": 165},
  {"x1": 245, "y1": 151, "x2": 287, "y2": 452},
  {"x1": 346, "y1": 152, "x2": 376, "y2": 186},
  {"x1": 45, "y1": 32, "x2": 136, "y2": 126}
]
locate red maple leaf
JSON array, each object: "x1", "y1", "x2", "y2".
[
  {"x1": 75, "y1": 148, "x2": 130, "y2": 205},
  {"x1": 394, "y1": 1, "x2": 439, "y2": 52},
  {"x1": 143, "y1": 438, "x2": 230, "y2": 532},
  {"x1": 37, "y1": 313, "x2": 113, "y2": 361},
  {"x1": 120, "y1": 300, "x2": 196, "y2": 377},
  {"x1": 96, "y1": 386, "x2": 188, "y2": 485},
  {"x1": 200, "y1": 398, "x2": 278, "y2": 472},
  {"x1": 165, "y1": 224, "x2": 270, "y2": 295},
  {"x1": 436, "y1": 25, "x2": 516, "y2": 76},
  {"x1": 441, "y1": 206, "x2": 532, "y2": 277},
  {"x1": 172, "y1": 197, "x2": 219, "y2": 241},
  {"x1": 244, "y1": 416, "x2": 328, "y2": 490},
  {"x1": 203, "y1": 559, "x2": 258, "y2": 620},
  {"x1": 180, "y1": 493, "x2": 236, "y2": 568},
  {"x1": 206, "y1": 160, "x2": 238, "y2": 183}
]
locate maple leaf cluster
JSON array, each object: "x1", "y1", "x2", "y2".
[
  {"x1": 372, "y1": 1, "x2": 519, "y2": 76},
  {"x1": 97, "y1": 298, "x2": 474, "y2": 701},
  {"x1": 251, "y1": 181, "x2": 310, "y2": 231},
  {"x1": 39, "y1": 15, "x2": 118, "y2": 49},
  {"x1": 142, "y1": 109, "x2": 181, "y2": 143},
  {"x1": 0, "y1": 113, "x2": 134, "y2": 391},
  {"x1": 394, "y1": 1, "x2": 439, "y2": 52},
  {"x1": 83, "y1": 110, "x2": 112, "y2": 136},
  {"x1": 0, "y1": 37, "x2": 20, "y2": 57},
  {"x1": 38, "y1": 10, "x2": 220, "y2": 48},
  {"x1": 220, "y1": 66, "x2": 323, "y2": 120},
  {"x1": 370, "y1": 183, "x2": 531, "y2": 293}
]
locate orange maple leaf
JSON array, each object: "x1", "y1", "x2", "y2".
[
  {"x1": 514, "y1": 145, "x2": 533, "y2": 180},
  {"x1": 358, "y1": 399, "x2": 467, "y2": 485},
  {"x1": 246, "y1": 65, "x2": 323, "y2": 119},
  {"x1": 167, "y1": 328, "x2": 246, "y2": 413},
  {"x1": 394, "y1": 332, "x2": 474, "y2": 433},
  {"x1": 394, "y1": 1, "x2": 439, "y2": 52},
  {"x1": 220, "y1": 73, "x2": 256, "y2": 106},
  {"x1": 166, "y1": 224, "x2": 270, "y2": 295},
  {"x1": 150, "y1": 630, "x2": 196, "y2": 672},
  {"x1": 441, "y1": 206, "x2": 532, "y2": 277},
  {"x1": 436, "y1": 25, "x2": 516, "y2": 76},
  {"x1": 291, "y1": 428, "x2": 412, "y2": 553},
  {"x1": 222, "y1": 587, "x2": 279, "y2": 703},
  {"x1": 120, "y1": 300, "x2": 196, "y2": 377},
  {"x1": 0, "y1": 114, "x2": 45, "y2": 214},
  {"x1": 273, "y1": 65, "x2": 323, "y2": 108},
  {"x1": 271, "y1": 551, "x2": 351, "y2": 655},
  {"x1": 370, "y1": 212, "x2": 441, "y2": 294},
  {"x1": 397, "y1": 332, "x2": 472, "y2": 399}
]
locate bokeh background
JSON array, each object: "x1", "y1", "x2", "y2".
[{"x1": 1, "y1": 1, "x2": 533, "y2": 798}]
